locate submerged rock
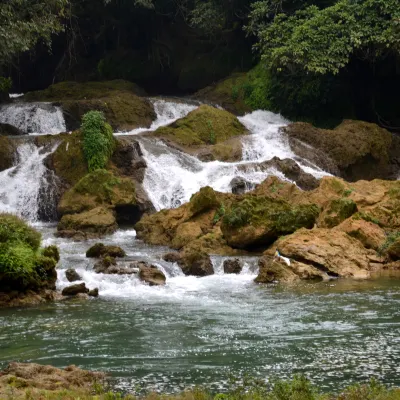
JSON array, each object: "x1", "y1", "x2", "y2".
[
  {"x1": 62, "y1": 283, "x2": 89, "y2": 296},
  {"x1": 65, "y1": 269, "x2": 82, "y2": 282},
  {"x1": 223, "y1": 258, "x2": 243, "y2": 274}
]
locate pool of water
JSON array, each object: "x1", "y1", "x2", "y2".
[{"x1": 1, "y1": 226, "x2": 400, "y2": 394}]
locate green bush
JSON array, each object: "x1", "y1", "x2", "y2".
[
  {"x1": 81, "y1": 111, "x2": 116, "y2": 172},
  {"x1": 378, "y1": 232, "x2": 400, "y2": 257}
]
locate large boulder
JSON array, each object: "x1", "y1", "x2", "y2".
[
  {"x1": 25, "y1": 80, "x2": 155, "y2": 131},
  {"x1": 61, "y1": 283, "x2": 89, "y2": 296},
  {"x1": 221, "y1": 196, "x2": 319, "y2": 249},
  {"x1": 283, "y1": 120, "x2": 400, "y2": 181},
  {"x1": 223, "y1": 258, "x2": 243, "y2": 274},
  {"x1": 268, "y1": 228, "x2": 378, "y2": 279},
  {"x1": 65, "y1": 269, "x2": 82, "y2": 282},
  {"x1": 178, "y1": 250, "x2": 214, "y2": 277},
  {"x1": 86, "y1": 243, "x2": 126, "y2": 258}
]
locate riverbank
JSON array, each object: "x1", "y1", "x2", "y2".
[{"x1": 1, "y1": 363, "x2": 399, "y2": 400}]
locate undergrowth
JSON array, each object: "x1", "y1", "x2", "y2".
[{"x1": 81, "y1": 110, "x2": 115, "y2": 172}]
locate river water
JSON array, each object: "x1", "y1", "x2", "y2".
[{"x1": 0, "y1": 99, "x2": 400, "y2": 394}]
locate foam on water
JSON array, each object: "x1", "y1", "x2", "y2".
[{"x1": 0, "y1": 102, "x2": 66, "y2": 134}]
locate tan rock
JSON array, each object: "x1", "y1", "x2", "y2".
[
  {"x1": 139, "y1": 266, "x2": 166, "y2": 286},
  {"x1": 335, "y1": 218, "x2": 386, "y2": 250},
  {"x1": 171, "y1": 222, "x2": 203, "y2": 249}
]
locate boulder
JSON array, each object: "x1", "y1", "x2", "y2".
[
  {"x1": 0, "y1": 123, "x2": 24, "y2": 136},
  {"x1": 138, "y1": 266, "x2": 166, "y2": 286},
  {"x1": 24, "y1": 80, "x2": 155, "y2": 131},
  {"x1": 154, "y1": 105, "x2": 247, "y2": 148},
  {"x1": 223, "y1": 258, "x2": 243, "y2": 274},
  {"x1": 335, "y1": 218, "x2": 386, "y2": 250},
  {"x1": 57, "y1": 207, "x2": 117, "y2": 237},
  {"x1": 283, "y1": 120, "x2": 400, "y2": 181},
  {"x1": 178, "y1": 250, "x2": 214, "y2": 277},
  {"x1": 86, "y1": 243, "x2": 126, "y2": 258},
  {"x1": 62, "y1": 283, "x2": 89, "y2": 296},
  {"x1": 317, "y1": 198, "x2": 358, "y2": 228},
  {"x1": 65, "y1": 269, "x2": 82, "y2": 282},
  {"x1": 268, "y1": 228, "x2": 376, "y2": 279},
  {"x1": 221, "y1": 196, "x2": 319, "y2": 249},
  {"x1": 171, "y1": 222, "x2": 203, "y2": 249},
  {"x1": 93, "y1": 256, "x2": 117, "y2": 273},
  {"x1": 230, "y1": 177, "x2": 252, "y2": 195}
]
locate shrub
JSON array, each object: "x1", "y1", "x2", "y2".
[
  {"x1": 81, "y1": 111, "x2": 115, "y2": 172},
  {"x1": 378, "y1": 232, "x2": 400, "y2": 257}
]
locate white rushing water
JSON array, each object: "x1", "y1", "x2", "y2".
[
  {"x1": 139, "y1": 102, "x2": 328, "y2": 210},
  {"x1": 0, "y1": 143, "x2": 59, "y2": 221},
  {"x1": 0, "y1": 102, "x2": 66, "y2": 135}
]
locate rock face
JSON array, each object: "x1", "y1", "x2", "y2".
[
  {"x1": 267, "y1": 228, "x2": 378, "y2": 280},
  {"x1": 317, "y1": 198, "x2": 358, "y2": 228},
  {"x1": 139, "y1": 265, "x2": 166, "y2": 286},
  {"x1": 388, "y1": 238, "x2": 400, "y2": 261},
  {"x1": 283, "y1": 120, "x2": 400, "y2": 181},
  {"x1": 65, "y1": 269, "x2": 82, "y2": 282},
  {"x1": 24, "y1": 80, "x2": 155, "y2": 131},
  {"x1": 62, "y1": 283, "x2": 89, "y2": 296},
  {"x1": 223, "y1": 258, "x2": 243, "y2": 274}
]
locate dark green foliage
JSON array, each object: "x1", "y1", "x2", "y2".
[
  {"x1": 353, "y1": 212, "x2": 381, "y2": 227},
  {"x1": 213, "y1": 205, "x2": 226, "y2": 225},
  {"x1": 223, "y1": 206, "x2": 250, "y2": 228},
  {"x1": 81, "y1": 111, "x2": 116, "y2": 172},
  {"x1": 42, "y1": 245, "x2": 60, "y2": 263},
  {"x1": 378, "y1": 232, "x2": 400, "y2": 257}
]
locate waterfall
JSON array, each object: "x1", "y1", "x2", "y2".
[
  {"x1": 139, "y1": 105, "x2": 328, "y2": 211},
  {"x1": 0, "y1": 143, "x2": 60, "y2": 221},
  {"x1": 0, "y1": 102, "x2": 66, "y2": 135}
]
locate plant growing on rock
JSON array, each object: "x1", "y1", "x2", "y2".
[{"x1": 81, "y1": 111, "x2": 115, "y2": 172}]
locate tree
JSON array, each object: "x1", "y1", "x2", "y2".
[{"x1": 0, "y1": 0, "x2": 68, "y2": 68}]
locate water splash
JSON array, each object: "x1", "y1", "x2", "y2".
[
  {"x1": 0, "y1": 143, "x2": 60, "y2": 221},
  {"x1": 0, "y1": 102, "x2": 66, "y2": 135}
]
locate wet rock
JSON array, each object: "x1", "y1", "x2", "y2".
[
  {"x1": 62, "y1": 283, "x2": 89, "y2": 296},
  {"x1": 223, "y1": 258, "x2": 243, "y2": 274},
  {"x1": 230, "y1": 177, "x2": 251, "y2": 195},
  {"x1": 93, "y1": 256, "x2": 117, "y2": 273},
  {"x1": 162, "y1": 252, "x2": 181, "y2": 263},
  {"x1": 0, "y1": 290, "x2": 63, "y2": 308},
  {"x1": 65, "y1": 269, "x2": 82, "y2": 282},
  {"x1": 139, "y1": 265, "x2": 166, "y2": 286},
  {"x1": 86, "y1": 243, "x2": 126, "y2": 258},
  {"x1": 0, "y1": 122, "x2": 25, "y2": 136},
  {"x1": 179, "y1": 250, "x2": 214, "y2": 277},
  {"x1": 88, "y1": 288, "x2": 99, "y2": 297},
  {"x1": 0, "y1": 136, "x2": 16, "y2": 172}
]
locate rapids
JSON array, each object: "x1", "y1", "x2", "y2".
[{"x1": 0, "y1": 98, "x2": 400, "y2": 394}]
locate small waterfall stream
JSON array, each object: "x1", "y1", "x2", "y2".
[{"x1": 0, "y1": 102, "x2": 66, "y2": 134}]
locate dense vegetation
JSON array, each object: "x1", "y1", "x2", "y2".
[
  {"x1": 0, "y1": 0, "x2": 399, "y2": 126},
  {"x1": 81, "y1": 111, "x2": 115, "y2": 172},
  {"x1": 0, "y1": 213, "x2": 59, "y2": 291}
]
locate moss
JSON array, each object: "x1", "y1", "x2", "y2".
[
  {"x1": 190, "y1": 186, "x2": 220, "y2": 215},
  {"x1": 58, "y1": 170, "x2": 136, "y2": 215},
  {"x1": 154, "y1": 105, "x2": 247, "y2": 147},
  {"x1": 353, "y1": 212, "x2": 381, "y2": 226},
  {"x1": 41, "y1": 246, "x2": 60, "y2": 262},
  {"x1": 0, "y1": 214, "x2": 59, "y2": 292},
  {"x1": 321, "y1": 198, "x2": 358, "y2": 228}
]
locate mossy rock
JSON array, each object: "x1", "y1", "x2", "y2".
[
  {"x1": 58, "y1": 207, "x2": 117, "y2": 235},
  {"x1": 0, "y1": 214, "x2": 59, "y2": 293},
  {"x1": 0, "y1": 136, "x2": 16, "y2": 172},
  {"x1": 25, "y1": 80, "x2": 155, "y2": 131},
  {"x1": 190, "y1": 186, "x2": 220, "y2": 216},
  {"x1": 154, "y1": 105, "x2": 247, "y2": 147},
  {"x1": 86, "y1": 243, "x2": 126, "y2": 258},
  {"x1": 58, "y1": 169, "x2": 136, "y2": 215},
  {"x1": 387, "y1": 238, "x2": 400, "y2": 261},
  {"x1": 221, "y1": 196, "x2": 320, "y2": 249},
  {"x1": 194, "y1": 73, "x2": 251, "y2": 115},
  {"x1": 318, "y1": 198, "x2": 358, "y2": 228}
]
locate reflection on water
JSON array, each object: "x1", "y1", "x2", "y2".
[{"x1": 1, "y1": 227, "x2": 400, "y2": 394}]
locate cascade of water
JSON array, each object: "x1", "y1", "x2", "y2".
[
  {"x1": 0, "y1": 102, "x2": 66, "y2": 135},
  {"x1": 116, "y1": 98, "x2": 198, "y2": 135},
  {"x1": 140, "y1": 106, "x2": 328, "y2": 211},
  {"x1": 0, "y1": 143, "x2": 60, "y2": 221}
]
